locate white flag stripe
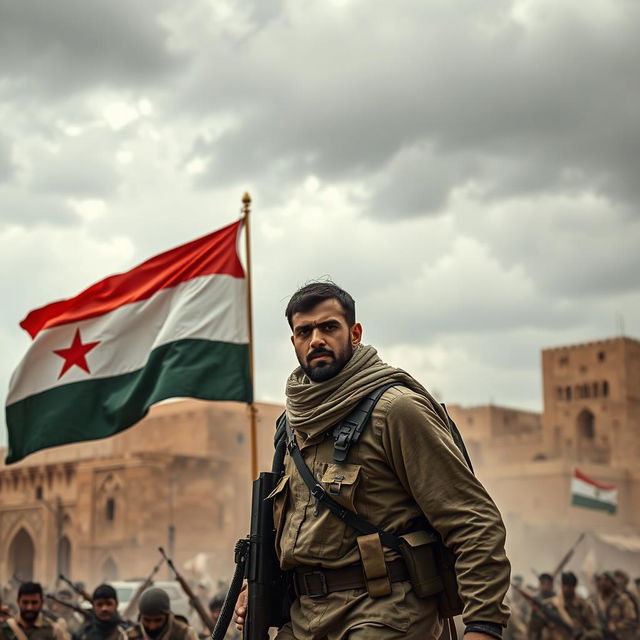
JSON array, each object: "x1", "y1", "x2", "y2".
[
  {"x1": 571, "y1": 476, "x2": 617, "y2": 505},
  {"x1": 8, "y1": 274, "x2": 247, "y2": 404}
]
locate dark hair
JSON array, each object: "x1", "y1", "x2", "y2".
[
  {"x1": 209, "y1": 596, "x2": 224, "y2": 610},
  {"x1": 561, "y1": 572, "x2": 577, "y2": 586},
  {"x1": 18, "y1": 582, "x2": 43, "y2": 599},
  {"x1": 285, "y1": 281, "x2": 355, "y2": 328},
  {"x1": 93, "y1": 584, "x2": 117, "y2": 601},
  {"x1": 539, "y1": 573, "x2": 553, "y2": 582}
]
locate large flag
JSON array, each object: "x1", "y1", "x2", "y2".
[
  {"x1": 570, "y1": 468, "x2": 617, "y2": 514},
  {"x1": 5, "y1": 220, "x2": 252, "y2": 464}
]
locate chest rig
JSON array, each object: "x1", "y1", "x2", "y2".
[{"x1": 275, "y1": 382, "x2": 472, "y2": 615}]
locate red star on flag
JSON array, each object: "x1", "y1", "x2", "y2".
[{"x1": 53, "y1": 328, "x2": 101, "y2": 379}]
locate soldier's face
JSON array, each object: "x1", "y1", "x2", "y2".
[
  {"x1": 140, "y1": 614, "x2": 168, "y2": 637},
  {"x1": 94, "y1": 598, "x2": 118, "y2": 621},
  {"x1": 18, "y1": 594, "x2": 42, "y2": 623},
  {"x1": 561, "y1": 584, "x2": 575, "y2": 600},
  {"x1": 291, "y1": 299, "x2": 362, "y2": 382}
]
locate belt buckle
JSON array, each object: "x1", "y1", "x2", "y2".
[{"x1": 302, "y1": 570, "x2": 328, "y2": 598}]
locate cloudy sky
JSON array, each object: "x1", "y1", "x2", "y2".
[{"x1": 1, "y1": 0, "x2": 639, "y2": 445}]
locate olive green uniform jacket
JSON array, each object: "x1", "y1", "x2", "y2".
[
  {"x1": 272, "y1": 386, "x2": 511, "y2": 639},
  {"x1": 0, "y1": 615, "x2": 69, "y2": 640},
  {"x1": 126, "y1": 616, "x2": 198, "y2": 640}
]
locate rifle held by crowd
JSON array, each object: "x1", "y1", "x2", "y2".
[
  {"x1": 59, "y1": 574, "x2": 93, "y2": 604},
  {"x1": 551, "y1": 533, "x2": 586, "y2": 580},
  {"x1": 158, "y1": 547, "x2": 214, "y2": 633},
  {"x1": 45, "y1": 594, "x2": 91, "y2": 620},
  {"x1": 511, "y1": 583, "x2": 577, "y2": 637},
  {"x1": 121, "y1": 557, "x2": 165, "y2": 622}
]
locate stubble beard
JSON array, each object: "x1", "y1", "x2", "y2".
[{"x1": 300, "y1": 343, "x2": 353, "y2": 382}]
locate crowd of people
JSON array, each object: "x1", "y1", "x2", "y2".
[
  {"x1": 0, "y1": 581, "x2": 237, "y2": 640},
  {"x1": 506, "y1": 569, "x2": 640, "y2": 640}
]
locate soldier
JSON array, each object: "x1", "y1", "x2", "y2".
[
  {"x1": 78, "y1": 585, "x2": 126, "y2": 640},
  {"x1": 529, "y1": 572, "x2": 601, "y2": 640},
  {"x1": 0, "y1": 582, "x2": 69, "y2": 640},
  {"x1": 537, "y1": 574, "x2": 556, "y2": 601},
  {"x1": 236, "y1": 282, "x2": 511, "y2": 639},
  {"x1": 126, "y1": 589, "x2": 197, "y2": 640},
  {"x1": 592, "y1": 573, "x2": 637, "y2": 640},
  {"x1": 613, "y1": 572, "x2": 640, "y2": 623}
]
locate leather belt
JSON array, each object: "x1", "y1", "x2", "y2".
[{"x1": 294, "y1": 558, "x2": 410, "y2": 598}]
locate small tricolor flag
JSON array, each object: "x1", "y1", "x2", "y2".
[
  {"x1": 570, "y1": 468, "x2": 617, "y2": 514},
  {"x1": 5, "y1": 220, "x2": 252, "y2": 464}
]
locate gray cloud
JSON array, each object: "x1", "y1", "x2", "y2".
[
  {"x1": 0, "y1": 0, "x2": 183, "y2": 97},
  {"x1": 0, "y1": 135, "x2": 13, "y2": 183},
  {"x1": 169, "y1": 1, "x2": 640, "y2": 218},
  {"x1": 29, "y1": 129, "x2": 120, "y2": 198}
]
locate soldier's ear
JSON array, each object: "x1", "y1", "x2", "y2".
[{"x1": 351, "y1": 323, "x2": 362, "y2": 345}]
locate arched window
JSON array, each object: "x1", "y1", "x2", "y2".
[
  {"x1": 565, "y1": 386, "x2": 572, "y2": 401},
  {"x1": 592, "y1": 382, "x2": 599, "y2": 397},
  {"x1": 9, "y1": 528, "x2": 35, "y2": 581},
  {"x1": 106, "y1": 498, "x2": 116, "y2": 522},
  {"x1": 59, "y1": 536, "x2": 72, "y2": 577},
  {"x1": 603, "y1": 381, "x2": 609, "y2": 397},
  {"x1": 577, "y1": 409, "x2": 595, "y2": 440},
  {"x1": 102, "y1": 557, "x2": 118, "y2": 581}
]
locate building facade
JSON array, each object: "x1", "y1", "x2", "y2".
[
  {"x1": 1, "y1": 336, "x2": 638, "y2": 590},
  {"x1": 0, "y1": 399, "x2": 281, "y2": 589}
]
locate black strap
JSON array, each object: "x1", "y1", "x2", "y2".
[
  {"x1": 284, "y1": 405, "x2": 403, "y2": 552},
  {"x1": 332, "y1": 382, "x2": 401, "y2": 462}
]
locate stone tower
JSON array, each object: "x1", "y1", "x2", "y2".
[{"x1": 541, "y1": 336, "x2": 640, "y2": 466}]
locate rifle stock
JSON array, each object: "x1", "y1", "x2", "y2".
[{"x1": 158, "y1": 547, "x2": 214, "y2": 632}]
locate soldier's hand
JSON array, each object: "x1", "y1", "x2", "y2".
[{"x1": 234, "y1": 584, "x2": 248, "y2": 631}]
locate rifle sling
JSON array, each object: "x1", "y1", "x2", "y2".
[{"x1": 284, "y1": 403, "x2": 403, "y2": 552}]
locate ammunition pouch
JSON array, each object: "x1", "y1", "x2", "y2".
[
  {"x1": 398, "y1": 530, "x2": 443, "y2": 598},
  {"x1": 398, "y1": 529, "x2": 463, "y2": 617}
]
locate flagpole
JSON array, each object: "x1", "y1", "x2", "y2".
[{"x1": 241, "y1": 192, "x2": 259, "y2": 479}]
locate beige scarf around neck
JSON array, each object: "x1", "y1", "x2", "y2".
[{"x1": 285, "y1": 343, "x2": 439, "y2": 438}]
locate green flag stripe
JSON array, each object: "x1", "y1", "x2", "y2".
[
  {"x1": 5, "y1": 338, "x2": 252, "y2": 464},
  {"x1": 571, "y1": 494, "x2": 616, "y2": 514}
]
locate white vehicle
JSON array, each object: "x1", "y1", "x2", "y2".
[{"x1": 111, "y1": 581, "x2": 192, "y2": 623}]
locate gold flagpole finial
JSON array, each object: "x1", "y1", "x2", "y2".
[{"x1": 242, "y1": 192, "x2": 252, "y2": 216}]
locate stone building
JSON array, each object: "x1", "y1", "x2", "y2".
[
  {"x1": 0, "y1": 399, "x2": 281, "y2": 589},
  {"x1": 1, "y1": 335, "x2": 638, "y2": 590},
  {"x1": 449, "y1": 336, "x2": 640, "y2": 575}
]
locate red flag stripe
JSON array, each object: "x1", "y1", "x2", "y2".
[
  {"x1": 573, "y1": 468, "x2": 616, "y2": 491},
  {"x1": 21, "y1": 220, "x2": 245, "y2": 339}
]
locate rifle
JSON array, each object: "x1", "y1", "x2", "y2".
[
  {"x1": 211, "y1": 424, "x2": 290, "y2": 640},
  {"x1": 552, "y1": 533, "x2": 586, "y2": 580},
  {"x1": 59, "y1": 574, "x2": 93, "y2": 604},
  {"x1": 45, "y1": 594, "x2": 91, "y2": 620},
  {"x1": 121, "y1": 557, "x2": 165, "y2": 622},
  {"x1": 158, "y1": 547, "x2": 214, "y2": 633},
  {"x1": 511, "y1": 583, "x2": 577, "y2": 637}
]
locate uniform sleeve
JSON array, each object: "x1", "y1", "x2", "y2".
[{"x1": 381, "y1": 392, "x2": 511, "y2": 626}]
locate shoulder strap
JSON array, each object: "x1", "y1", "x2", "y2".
[
  {"x1": 332, "y1": 382, "x2": 401, "y2": 462},
  {"x1": 284, "y1": 416, "x2": 402, "y2": 551},
  {"x1": 6, "y1": 620, "x2": 29, "y2": 640}
]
